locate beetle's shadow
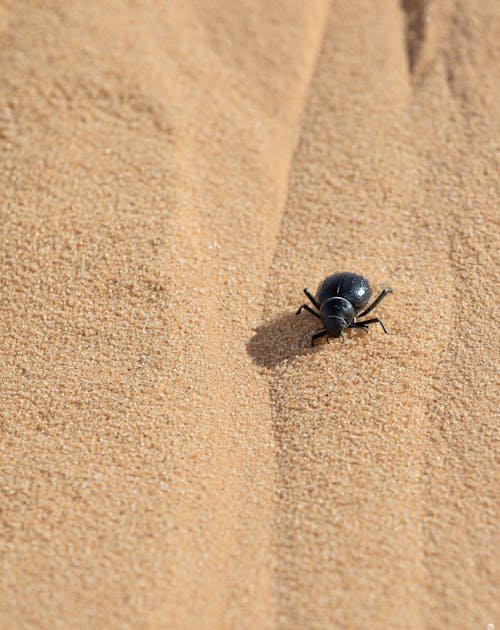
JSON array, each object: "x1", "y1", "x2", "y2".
[
  {"x1": 247, "y1": 310, "x2": 369, "y2": 369},
  {"x1": 247, "y1": 311, "x2": 315, "y2": 369}
]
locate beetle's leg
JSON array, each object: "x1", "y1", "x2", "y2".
[
  {"x1": 296, "y1": 303, "x2": 321, "y2": 319},
  {"x1": 303, "y1": 288, "x2": 320, "y2": 310},
  {"x1": 355, "y1": 317, "x2": 389, "y2": 334},
  {"x1": 348, "y1": 322, "x2": 369, "y2": 333},
  {"x1": 311, "y1": 329, "x2": 327, "y2": 346},
  {"x1": 357, "y1": 288, "x2": 393, "y2": 317}
]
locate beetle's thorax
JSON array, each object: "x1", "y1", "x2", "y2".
[
  {"x1": 319, "y1": 297, "x2": 355, "y2": 337},
  {"x1": 320, "y1": 296, "x2": 355, "y2": 323}
]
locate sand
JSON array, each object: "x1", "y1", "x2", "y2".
[{"x1": 0, "y1": 1, "x2": 498, "y2": 628}]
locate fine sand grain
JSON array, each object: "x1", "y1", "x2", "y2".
[{"x1": 0, "y1": 1, "x2": 498, "y2": 628}]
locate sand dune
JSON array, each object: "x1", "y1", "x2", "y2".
[{"x1": 0, "y1": 1, "x2": 498, "y2": 628}]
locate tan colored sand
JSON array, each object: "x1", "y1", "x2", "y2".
[{"x1": 0, "y1": 1, "x2": 498, "y2": 628}]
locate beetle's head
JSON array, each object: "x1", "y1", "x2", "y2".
[{"x1": 324, "y1": 316, "x2": 347, "y2": 339}]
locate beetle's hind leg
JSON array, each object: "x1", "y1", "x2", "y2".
[
  {"x1": 358, "y1": 288, "x2": 393, "y2": 317},
  {"x1": 296, "y1": 303, "x2": 321, "y2": 319},
  {"x1": 303, "y1": 288, "x2": 320, "y2": 310}
]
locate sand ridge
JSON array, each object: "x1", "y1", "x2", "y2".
[{"x1": 1, "y1": 1, "x2": 498, "y2": 628}]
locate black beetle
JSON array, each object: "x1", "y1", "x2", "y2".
[{"x1": 296, "y1": 272, "x2": 393, "y2": 346}]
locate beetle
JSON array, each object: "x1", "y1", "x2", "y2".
[{"x1": 296, "y1": 272, "x2": 393, "y2": 346}]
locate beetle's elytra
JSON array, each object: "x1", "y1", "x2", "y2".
[{"x1": 296, "y1": 272, "x2": 393, "y2": 346}]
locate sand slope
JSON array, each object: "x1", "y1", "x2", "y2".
[{"x1": 0, "y1": 1, "x2": 498, "y2": 628}]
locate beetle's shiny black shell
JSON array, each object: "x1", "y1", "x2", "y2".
[{"x1": 316, "y1": 272, "x2": 372, "y2": 311}]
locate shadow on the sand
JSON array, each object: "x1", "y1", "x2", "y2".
[
  {"x1": 247, "y1": 310, "x2": 369, "y2": 369},
  {"x1": 246, "y1": 310, "x2": 322, "y2": 369}
]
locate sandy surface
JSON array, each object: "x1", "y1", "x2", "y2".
[{"x1": 0, "y1": 1, "x2": 498, "y2": 628}]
